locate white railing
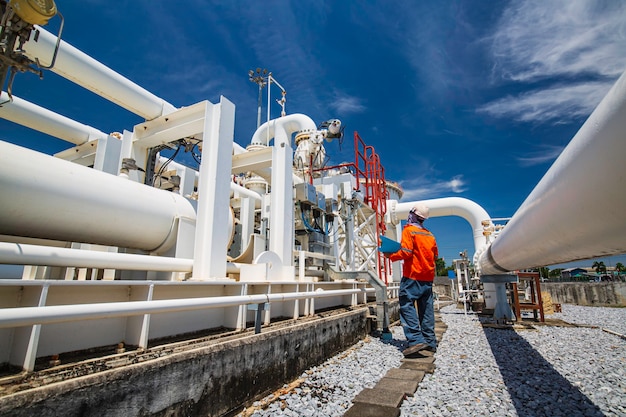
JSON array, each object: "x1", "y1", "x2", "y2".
[
  {"x1": 0, "y1": 279, "x2": 378, "y2": 371},
  {"x1": 0, "y1": 287, "x2": 374, "y2": 328}
]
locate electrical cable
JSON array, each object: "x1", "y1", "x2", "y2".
[{"x1": 153, "y1": 142, "x2": 181, "y2": 188}]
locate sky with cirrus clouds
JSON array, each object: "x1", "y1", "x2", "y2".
[{"x1": 2, "y1": 0, "x2": 625, "y2": 268}]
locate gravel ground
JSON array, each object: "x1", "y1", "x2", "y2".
[{"x1": 241, "y1": 304, "x2": 626, "y2": 417}]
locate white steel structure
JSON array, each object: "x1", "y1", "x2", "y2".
[
  {"x1": 1, "y1": 6, "x2": 626, "y2": 373},
  {"x1": 0, "y1": 19, "x2": 397, "y2": 371}
]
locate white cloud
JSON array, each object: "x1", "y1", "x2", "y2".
[
  {"x1": 490, "y1": 0, "x2": 626, "y2": 82},
  {"x1": 516, "y1": 144, "x2": 565, "y2": 167},
  {"x1": 481, "y1": 0, "x2": 626, "y2": 124},
  {"x1": 477, "y1": 81, "x2": 613, "y2": 123},
  {"x1": 329, "y1": 94, "x2": 366, "y2": 115},
  {"x1": 399, "y1": 175, "x2": 467, "y2": 200}
]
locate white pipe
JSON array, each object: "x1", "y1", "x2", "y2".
[
  {"x1": 22, "y1": 27, "x2": 177, "y2": 120},
  {"x1": 250, "y1": 113, "x2": 316, "y2": 146},
  {"x1": 0, "y1": 92, "x2": 108, "y2": 145},
  {"x1": 478, "y1": 70, "x2": 626, "y2": 275},
  {"x1": 0, "y1": 288, "x2": 373, "y2": 328},
  {"x1": 394, "y1": 197, "x2": 492, "y2": 256},
  {"x1": 231, "y1": 182, "x2": 262, "y2": 202},
  {"x1": 0, "y1": 141, "x2": 196, "y2": 253},
  {"x1": 0, "y1": 242, "x2": 241, "y2": 274},
  {"x1": 0, "y1": 242, "x2": 192, "y2": 271},
  {"x1": 157, "y1": 157, "x2": 262, "y2": 202},
  {"x1": 247, "y1": 114, "x2": 315, "y2": 265}
]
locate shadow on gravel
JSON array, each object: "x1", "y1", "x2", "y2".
[{"x1": 482, "y1": 326, "x2": 605, "y2": 417}]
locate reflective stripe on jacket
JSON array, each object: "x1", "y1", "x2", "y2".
[{"x1": 388, "y1": 223, "x2": 438, "y2": 282}]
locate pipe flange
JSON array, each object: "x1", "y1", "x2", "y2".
[
  {"x1": 386, "y1": 199, "x2": 399, "y2": 226},
  {"x1": 294, "y1": 132, "x2": 310, "y2": 145},
  {"x1": 243, "y1": 175, "x2": 268, "y2": 195},
  {"x1": 246, "y1": 143, "x2": 267, "y2": 152}
]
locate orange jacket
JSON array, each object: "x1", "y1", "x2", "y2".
[{"x1": 389, "y1": 223, "x2": 438, "y2": 282}]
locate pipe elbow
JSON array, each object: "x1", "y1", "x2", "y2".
[
  {"x1": 250, "y1": 114, "x2": 316, "y2": 147},
  {"x1": 393, "y1": 196, "x2": 493, "y2": 264}
]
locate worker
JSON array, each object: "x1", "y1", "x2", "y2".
[{"x1": 385, "y1": 204, "x2": 439, "y2": 356}]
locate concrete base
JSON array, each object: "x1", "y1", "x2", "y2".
[
  {"x1": 482, "y1": 274, "x2": 518, "y2": 321},
  {"x1": 0, "y1": 307, "x2": 382, "y2": 417}
]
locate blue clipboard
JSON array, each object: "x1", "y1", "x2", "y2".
[{"x1": 378, "y1": 235, "x2": 401, "y2": 254}]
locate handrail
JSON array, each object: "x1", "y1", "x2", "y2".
[{"x1": 0, "y1": 287, "x2": 375, "y2": 329}]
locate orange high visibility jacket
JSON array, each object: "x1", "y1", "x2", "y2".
[{"x1": 388, "y1": 223, "x2": 438, "y2": 282}]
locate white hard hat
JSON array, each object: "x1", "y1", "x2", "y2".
[{"x1": 411, "y1": 204, "x2": 429, "y2": 220}]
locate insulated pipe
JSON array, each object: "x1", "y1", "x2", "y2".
[
  {"x1": 250, "y1": 113, "x2": 317, "y2": 146},
  {"x1": 0, "y1": 92, "x2": 108, "y2": 145},
  {"x1": 21, "y1": 27, "x2": 177, "y2": 120},
  {"x1": 0, "y1": 242, "x2": 192, "y2": 271},
  {"x1": 231, "y1": 182, "x2": 262, "y2": 203},
  {"x1": 156, "y1": 157, "x2": 262, "y2": 203},
  {"x1": 0, "y1": 141, "x2": 196, "y2": 253},
  {"x1": 0, "y1": 242, "x2": 241, "y2": 274},
  {"x1": 394, "y1": 197, "x2": 492, "y2": 256},
  {"x1": 249, "y1": 114, "x2": 316, "y2": 265},
  {"x1": 0, "y1": 288, "x2": 374, "y2": 328},
  {"x1": 478, "y1": 70, "x2": 626, "y2": 275}
]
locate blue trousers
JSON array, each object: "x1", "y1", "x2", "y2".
[{"x1": 399, "y1": 277, "x2": 436, "y2": 348}]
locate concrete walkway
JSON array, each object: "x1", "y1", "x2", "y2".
[{"x1": 343, "y1": 314, "x2": 447, "y2": 417}]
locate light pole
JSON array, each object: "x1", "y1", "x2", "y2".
[{"x1": 248, "y1": 68, "x2": 268, "y2": 128}]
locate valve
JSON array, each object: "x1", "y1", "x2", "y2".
[{"x1": 0, "y1": 0, "x2": 63, "y2": 103}]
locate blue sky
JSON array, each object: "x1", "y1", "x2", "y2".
[{"x1": 2, "y1": 0, "x2": 626, "y2": 270}]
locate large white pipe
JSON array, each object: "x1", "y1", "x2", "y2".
[
  {"x1": 0, "y1": 141, "x2": 196, "y2": 253},
  {"x1": 22, "y1": 27, "x2": 177, "y2": 120},
  {"x1": 0, "y1": 92, "x2": 108, "y2": 145},
  {"x1": 250, "y1": 113, "x2": 317, "y2": 146},
  {"x1": 478, "y1": 70, "x2": 626, "y2": 275},
  {"x1": 0, "y1": 288, "x2": 373, "y2": 328},
  {"x1": 394, "y1": 197, "x2": 492, "y2": 256}
]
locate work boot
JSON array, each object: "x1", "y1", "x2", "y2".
[{"x1": 402, "y1": 343, "x2": 428, "y2": 357}]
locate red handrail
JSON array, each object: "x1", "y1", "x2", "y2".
[
  {"x1": 311, "y1": 131, "x2": 390, "y2": 283},
  {"x1": 355, "y1": 133, "x2": 389, "y2": 284}
]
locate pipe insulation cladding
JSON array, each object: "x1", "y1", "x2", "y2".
[
  {"x1": 0, "y1": 92, "x2": 109, "y2": 145},
  {"x1": 478, "y1": 70, "x2": 626, "y2": 275},
  {"x1": 21, "y1": 26, "x2": 177, "y2": 120},
  {"x1": 0, "y1": 141, "x2": 197, "y2": 253}
]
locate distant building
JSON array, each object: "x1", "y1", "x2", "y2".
[{"x1": 560, "y1": 267, "x2": 588, "y2": 280}]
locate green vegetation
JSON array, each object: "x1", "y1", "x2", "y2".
[{"x1": 592, "y1": 261, "x2": 607, "y2": 274}]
